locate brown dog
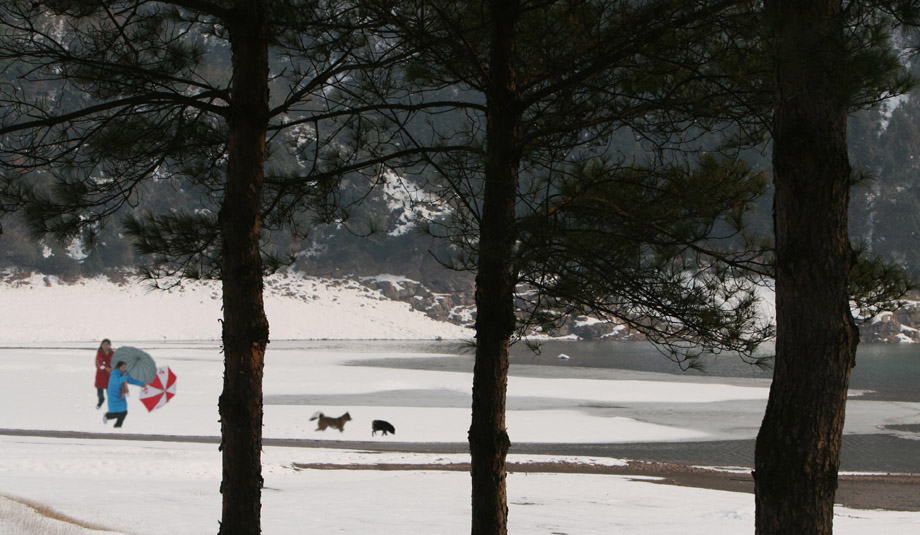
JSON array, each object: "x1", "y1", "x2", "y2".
[{"x1": 310, "y1": 411, "x2": 351, "y2": 432}]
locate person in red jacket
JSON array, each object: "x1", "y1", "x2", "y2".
[{"x1": 94, "y1": 339, "x2": 114, "y2": 409}]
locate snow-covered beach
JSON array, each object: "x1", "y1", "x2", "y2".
[{"x1": 1, "y1": 273, "x2": 918, "y2": 534}]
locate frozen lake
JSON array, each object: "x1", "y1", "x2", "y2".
[
  {"x1": 264, "y1": 339, "x2": 920, "y2": 472},
  {"x1": 1, "y1": 339, "x2": 917, "y2": 472},
  {"x1": 1, "y1": 338, "x2": 919, "y2": 535}
]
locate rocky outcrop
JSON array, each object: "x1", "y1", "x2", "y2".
[
  {"x1": 358, "y1": 276, "x2": 644, "y2": 340},
  {"x1": 360, "y1": 275, "x2": 920, "y2": 344},
  {"x1": 548, "y1": 316, "x2": 643, "y2": 341},
  {"x1": 859, "y1": 304, "x2": 920, "y2": 343},
  {"x1": 361, "y1": 276, "x2": 477, "y2": 326}
]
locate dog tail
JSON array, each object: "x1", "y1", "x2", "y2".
[{"x1": 309, "y1": 411, "x2": 323, "y2": 421}]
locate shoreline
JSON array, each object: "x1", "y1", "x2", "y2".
[
  {"x1": 4, "y1": 429, "x2": 916, "y2": 512},
  {"x1": 293, "y1": 459, "x2": 920, "y2": 512}
]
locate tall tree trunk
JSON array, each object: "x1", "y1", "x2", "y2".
[
  {"x1": 469, "y1": 1, "x2": 519, "y2": 534},
  {"x1": 218, "y1": 1, "x2": 270, "y2": 534},
  {"x1": 755, "y1": 2, "x2": 858, "y2": 534}
]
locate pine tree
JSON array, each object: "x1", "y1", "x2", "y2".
[
  {"x1": 364, "y1": 2, "x2": 778, "y2": 532},
  {"x1": 755, "y1": 2, "x2": 917, "y2": 533},
  {"x1": 0, "y1": 2, "x2": 403, "y2": 533}
]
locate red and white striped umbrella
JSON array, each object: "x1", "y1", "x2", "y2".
[{"x1": 139, "y1": 366, "x2": 177, "y2": 412}]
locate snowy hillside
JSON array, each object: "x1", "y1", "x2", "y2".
[{"x1": 0, "y1": 271, "x2": 469, "y2": 343}]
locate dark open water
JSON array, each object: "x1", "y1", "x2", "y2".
[
  {"x1": 269, "y1": 338, "x2": 919, "y2": 402},
  {"x1": 271, "y1": 339, "x2": 919, "y2": 402},
  {"x1": 507, "y1": 340, "x2": 920, "y2": 403}
]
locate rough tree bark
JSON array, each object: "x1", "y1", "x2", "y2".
[
  {"x1": 469, "y1": 1, "x2": 520, "y2": 534},
  {"x1": 217, "y1": 1, "x2": 270, "y2": 534},
  {"x1": 754, "y1": 1, "x2": 859, "y2": 534}
]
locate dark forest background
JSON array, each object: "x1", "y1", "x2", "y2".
[{"x1": 1, "y1": 48, "x2": 919, "y2": 298}]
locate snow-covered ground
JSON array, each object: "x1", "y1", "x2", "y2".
[{"x1": 1, "y1": 273, "x2": 918, "y2": 534}]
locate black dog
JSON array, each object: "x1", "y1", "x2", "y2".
[{"x1": 371, "y1": 419, "x2": 396, "y2": 436}]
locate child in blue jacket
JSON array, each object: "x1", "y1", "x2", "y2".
[{"x1": 103, "y1": 361, "x2": 145, "y2": 427}]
